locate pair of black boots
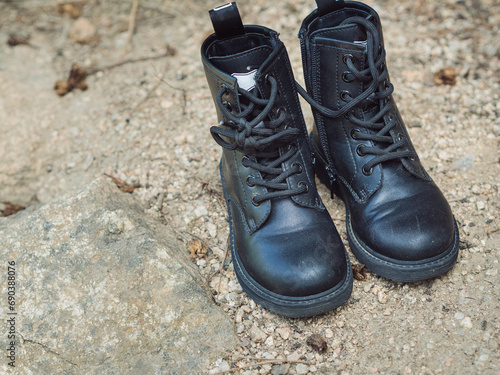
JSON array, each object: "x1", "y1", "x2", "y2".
[{"x1": 201, "y1": 0, "x2": 459, "y2": 318}]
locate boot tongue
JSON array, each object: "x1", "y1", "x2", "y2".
[
  {"x1": 315, "y1": 23, "x2": 367, "y2": 51},
  {"x1": 209, "y1": 45, "x2": 273, "y2": 90}
]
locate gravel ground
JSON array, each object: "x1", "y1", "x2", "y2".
[{"x1": 1, "y1": 0, "x2": 498, "y2": 374}]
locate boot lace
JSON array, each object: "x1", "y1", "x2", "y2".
[
  {"x1": 297, "y1": 16, "x2": 415, "y2": 175},
  {"x1": 211, "y1": 75, "x2": 306, "y2": 204}
]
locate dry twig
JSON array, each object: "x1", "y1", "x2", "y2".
[
  {"x1": 103, "y1": 174, "x2": 139, "y2": 193},
  {"x1": 133, "y1": 60, "x2": 170, "y2": 110},
  {"x1": 122, "y1": 0, "x2": 139, "y2": 56},
  {"x1": 54, "y1": 49, "x2": 176, "y2": 96},
  {"x1": 198, "y1": 339, "x2": 305, "y2": 374}
]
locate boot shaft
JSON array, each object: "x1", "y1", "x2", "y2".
[
  {"x1": 299, "y1": 0, "x2": 429, "y2": 200},
  {"x1": 201, "y1": 5, "x2": 325, "y2": 229}
]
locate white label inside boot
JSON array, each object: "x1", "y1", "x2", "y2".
[{"x1": 231, "y1": 69, "x2": 257, "y2": 91}]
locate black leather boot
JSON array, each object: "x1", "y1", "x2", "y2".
[
  {"x1": 298, "y1": 0, "x2": 459, "y2": 282},
  {"x1": 201, "y1": 3, "x2": 352, "y2": 317}
]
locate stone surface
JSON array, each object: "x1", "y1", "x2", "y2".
[{"x1": 0, "y1": 178, "x2": 237, "y2": 374}]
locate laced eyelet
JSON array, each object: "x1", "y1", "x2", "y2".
[
  {"x1": 350, "y1": 128, "x2": 360, "y2": 140},
  {"x1": 343, "y1": 53, "x2": 355, "y2": 64},
  {"x1": 362, "y1": 166, "x2": 374, "y2": 176},
  {"x1": 264, "y1": 74, "x2": 271, "y2": 85},
  {"x1": 356, "y1": 145, "x2": 366, "y2": 157},
  {"x1": 397, "y1": 133, "x2": 404, "y2": 141},
  {"x1": 292, "y1": 162, "x2": 303, "y2": 174},
  {"x1": 298, "y1": 181, "x2": 309, "y2": 193},
  {"x1": 241, "y1": 155, "x2": 250, "y2": 166},
  {"x1": 342, "y1": 71, "x2": 353, "y2": 82},
  {"x1": 274, "y1": 106, "x2": 286, "y2": 119},
  {"x1": 251, "y1": 195, "x2": 261, "y2": 206},
  {"x1": 223, "y1": 100, "x2": 233, "y2": 112},
  {"x1": 340, "y1": 90, "x2": 352, "y2": 101},
  {"x1": 246, "y1": 175, "x2": 255, "y2": 187}
]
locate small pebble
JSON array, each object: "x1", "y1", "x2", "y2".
[
  {"x1": 296, "y1": 363, "x2": 310, "y2": 374},
  {"x1": 219, "y1": 360, "x2": 230, "y2": 372},
  {"x1": 460, "y1": 317, "x2": 473, "y2": 329}
]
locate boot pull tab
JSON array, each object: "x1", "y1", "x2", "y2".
[
  {"x1": 209, "y1": 2, "x2": 245, "y2": 40},
  {"x1": 316, "y1": 0, "x2": 345, "y2": 16}
]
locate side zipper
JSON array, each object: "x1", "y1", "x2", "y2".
[{"x1": 325, "y1": 165, "x2": 337, "y2": 199}]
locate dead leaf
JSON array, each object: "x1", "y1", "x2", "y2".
[
  {"x1": 7, "y1": 34, "x2": 30, "y2": 47},
  {"x1": 54, "y1": 64, "x2": 88, "y2": 96},
  {"x1": 58, "y1": 2, "x2": 84, "y2": 18},
  {"x1": 352, "y1": 264, "x2": 370, "y2": 281},
  {"x1": 104, "y1": 174, "x2": 138, "y2": 193},
  {"x1": 434, "y1": 67, "x2": 457, "y2": 85},
  {"x1": 306, "y1": 333, "x2": 327, "y2": 353},
  {"x1": 166, "y1": 45, "x2": 177, "y2": 56},
  {"x1": 1, "y1": 202, "x2": 26, "y2": 217},
  {"x1": 188, "y1": 239, "x2": 207, "y2": 259}
]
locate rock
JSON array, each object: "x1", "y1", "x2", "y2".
[
  {"x1": 454, "y1": 312, "x2": 465, "y2": 320},
  {"x1": 276, "y1": 326, "x2": 291, "y2": 340},
  {"x1": 250, "y1": 325, "x2": 267, "y2": 343},
  {"x1": 265, "y1": 335, "x2": 275, "y2": 347},
  {"x1": 271, "y1": 364, "x2": 290, "y2": 375},
  {"x1": 287, "y1": 351, "x2": 302, "y2": 362},
  {"x1": 194, "y1": 204, "x2": 208, "y2": 217},
  {"x1": 69, "y1": 18, "x2": 96, "y2": 44},
  {"x1": 0, "y1": 178, "x2": 237, "y2": 374},
  {"x1": 451, "y1": 154, "x2": 474, "y2": 170},
  {"x1": 460, "y1": 317, "x2": 473, "y2": 329},
  {"x1": 219, "y1": 360, "x2": 230, "y2": 372},
  {"x1": 377, "y1": 291, "x2": 388, "y2": 304},
  {"x1": 296, "y1": 363, "x2": 310, "y2": 374}
]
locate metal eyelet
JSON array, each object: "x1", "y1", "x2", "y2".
[
  {"x1": 275, "y1": 106, "x2": 286, "y2": 119},
  {"x1": 350, "y1": 128, "x2": 360, "y2": 140},
  {"x1": 292, "y1": 162, "x2": 303, "y2": 174},
  {"x1": 397, "y1": 133, "x2": 404, "y2": 141},
  {"x1": 343, "y1": 53, "x2": 355, "y2": 64},
  {"x1": 356, "y1": 145, "x2": 366, "y2": 157},
  {"x1": 241, "y1": 155, "x2": 250, "y2": 166},
  {"x1": 298, "y1": 181, "x2": 309, "y2": 193},
  {"x1": 251, "y1": 195, "x2": 261, "y2": 206},
  {"x1": 340, "y1": 90, "x2": 352, "y2": 101},
  {"x1": 362, "y1": 166, "x2": 374, "y2": 176},
  {"x1": 222, "y1": 100, "x2": 233, "y2": 112},
  {"x1": 264, "y1": 74, "x2": 271, "y2": 85},
  {"x1": 342, "y1": 71, "x2": 353, "y2": 82},
  {"x1": 246, "y1": 175, "x2": 255, "y2": 187}
]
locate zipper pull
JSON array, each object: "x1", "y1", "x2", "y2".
[{"x1": 325, "y1": 165, "x2": 336, "y2": 199}]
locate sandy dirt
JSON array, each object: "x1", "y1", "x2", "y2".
[{"x1": 1, "y1": 0, "x2": 498, "y2": 374}]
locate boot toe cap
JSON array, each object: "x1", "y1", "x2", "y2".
[
  {"x1": 234, "y1": 199, "x2": 349, "y2": 298},
  {"x1": 353, "y1": 191, "x2": 456, "y2": 262}
]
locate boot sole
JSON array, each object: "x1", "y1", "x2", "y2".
[
  {"x1": 219, "y1": 162, "x2": 353, "y2": 318},
  {"x1": 311, "y1": 137, "x2": 460, "y2": 283}
]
